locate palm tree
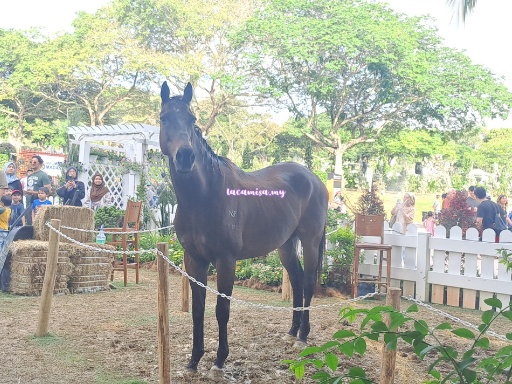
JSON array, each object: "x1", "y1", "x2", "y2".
[{"x1": 447, "y1": 0, "x2": 477, "y2": 22}]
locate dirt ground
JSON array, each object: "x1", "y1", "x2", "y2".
[{"x1": 1, "y1": 269, "x2": 510, "y2": 384}]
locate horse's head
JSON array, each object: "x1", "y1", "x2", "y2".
[{"x1": 160, "y1": 81, "x2": 197, "y2": 174}]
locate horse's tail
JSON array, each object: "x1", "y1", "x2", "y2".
[{"x1": 316, "y1": 225, "x2": 326, "y2": 286}]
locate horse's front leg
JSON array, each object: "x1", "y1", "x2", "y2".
[
  {"x1": 213, "y1": 256, "x2": 236, "y2": 370},
  {"x1": 184, "y1": 251, "x2": 209, "y2": 371}
]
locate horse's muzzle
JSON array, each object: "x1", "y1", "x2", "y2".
[{"x1": 175, "y1": 146, "x2": 195, "y2": 173}]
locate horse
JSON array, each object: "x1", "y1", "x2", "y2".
[{"x1": 159, "y1": 81, "x2": 328, "y2": 371}]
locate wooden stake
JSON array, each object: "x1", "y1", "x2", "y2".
[
  {"x1": 181, "y1": 254, "x2": 189, "y2": 312},
  {"x1": 36, "y1": 219, "x2": 61, "y2": 337},
  {"x1": 379, "y1": 287, "x2": 401, "y2": 384},
  {"x1": 157, "y1": 242, "x2": 171, "y2": 384},
  {"x1": 282, "y1": 268, "x2": 292, "y2": 301}
]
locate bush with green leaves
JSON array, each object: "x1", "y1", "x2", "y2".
[
  {"x1": 322, "y1": 227, "x2": 355, "y2": 289},
  {"x1": 94, "y1": 206, "x2": 125, "y2": 229},
  {"x1": 284, "y1": 298, "x2": 512, "y2": 383},
  {"x1": 234, "y1": 251, "x2": 286, "y2": 285}
]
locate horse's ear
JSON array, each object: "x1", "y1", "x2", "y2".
[
  {"x1": 183, "y1": 82, "x2": 193, "y2": 105},
  {"x1": 161, "y1": 81, "x2": 170, "y2": 102}
]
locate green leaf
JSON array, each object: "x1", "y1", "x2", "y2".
[
  {"x1": 389, "y1": 313, "x2": 407, "y2": 331},
  {"x1": 312, "y1": 359, "x2": 324, "y2": 369},
  {"x1": 484, "y1": 297, "x2": 502, "y2": 309},
  {"x1": 295, "y1": 364, "x2": 305, "y2": 380},
  {"x1": 475, "y1": 338, "x2": 490, "y2": 349},
  {"x1": 452, "y1": 328, "x2": 475, "y2": 339},
  {"x1": 333, "y1": 330, "x2": 356, "y2": 339},
  {"x1": 366, "y1": 332, "x2": 380, "y2": 341},
  {"x1": 462, "y1": 368, "x2": 477, "y2": 382},
  {"x1": 420, "y1": 345, "x2": 439, "y2": 359},
  {"x1": 428, "y1": 357, "x2": 447, "y2": 373},
  {"x1": 338, "y1": 341, "x2": 354, "y2": 357},
  {"x1": 348, "y1": 366, "x2": 366, "y2": 378},
  {"x1": 311, "y1": 372, "x2": 330, "y2": 380},
  {"x1": 429, "y1": 370, "x2": 441, "y2": 380},
  {"x1": 319, "y1": 340, "x2": 341, "y2": 352},
  {"x1": 502, "y1": 311, "x2": 512, "y2": 321},
  {"x1": 406, "y1": 304, "x2": 418, "y2": 313},
  {"x1": 435, "y1": 323, "x2": 452, "y2": 330},
  {"x1": 458, "y1": 357, "x2": 477, "y2": 371},
  {"x1": 299, "y1": 346, "x2": 320, "y2": 357},
  {"x1": 462, "y1": 349, "x2": 476, "y2": 360},
  {"x1": 325, "y1": 352, "x2": 338, "y2": 372},
  {"x1": 371, "y1": 321, "x2": 388, "y2": 332},
  {"x1": 354, "y1": 338, "x2": 367, "y2": 356},
  {"x1": 482, "y1": 310, "x2": 494, "y2": 324},
  {"x1": 413, "y1": 340, "x2": 429, "y2": 356},
  {"x1": 506, "y1": 333, "x2": 512, "y2": 341},
  {"x1": 414, "y1": 320, "x2": 429, "y2": 335}
]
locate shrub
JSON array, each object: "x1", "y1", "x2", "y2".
[
  {"x1": 323, "y1": 227, "x2": 355, "y2": 290},
  {"x1": 284, "y1": 298, "x2": 512, "y2": 383},
  {"x1": 94, "y1": 206, "x2": 125, "y2": 229},
  {"x1": 354, "y1": 183, "x2": 385, "y2": 216},
  {"x1": 437, "y1": 191, "x2": 476, "y2": 237}
]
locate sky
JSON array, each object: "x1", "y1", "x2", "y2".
[{"x1": 1, "y1": 0, "x2": 511, "y2": 127}]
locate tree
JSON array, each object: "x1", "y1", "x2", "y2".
[
  {"x1": 447, "y1": 0, "x2": 477, "y2": 22},
  {"x1": 0, "y1": 29, "x2": 57, "y2": 148},
  {"x1": 112, "y1": 0, "x2": 259, "y2": 135},
  {"x1": 238, "y1": 0, "x2": 512, "y2": 175}
]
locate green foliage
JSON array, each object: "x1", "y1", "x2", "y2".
[
  {"x1": 234, "y1": 251, "x2": 285, "y2": 285},
  {"x1": 94, "y1": 206, "x2": 125, "y2": 229},
  {"x1": 323, "y1": 227, "x2": 355, "y2": 289},
  {"x1": 285, "y1": 298, "x2": 512, "y2": 383},
  {"x1": 0, "y1": 142, "x2": 15, "y2": 156},
  {"x1": 304, "y1": 142, "x2": 313, "y2": 169},
  {"x1": 138, "y1": 232, "x2": 182, "y2": 263},
  {"x1": 313, "y1": 171, "x2": 327, "y2": 185},
  {"x1": 497, "y1": 248, "x2": 512, "y2": 273},
  {"x1": 241, "y1": 145, "x2": 253, "y2": 169}
]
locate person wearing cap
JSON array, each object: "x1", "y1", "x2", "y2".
[
  {"x1": 31, "y1": 186, "x2": 52, "y2": 222},
  {"x1": 9, "y1": 189, "x2": 25, "y2": 227},
  {"x1": 57, "y1": 166, "x2": 85, "y2": 206}
]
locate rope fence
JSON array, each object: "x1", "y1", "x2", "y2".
[{"x1": 44, "y1": 221, "x2": 512, "y2": 342}]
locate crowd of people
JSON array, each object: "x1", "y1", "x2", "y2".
[{"x1": 0, "y1": 156, "x2": 116, "y2": 232}]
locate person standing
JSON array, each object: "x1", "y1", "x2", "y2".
[
  {"x1": 83, "y1": 173, "x2": 114, "y2": 212},
  {"x1": 9, "y1": 190, "x2": 25, "y2": 228},
  {"x1": 57, "y1": 167, "x2": 85, "y2": 206},
  {"x1": 4, "y1": 162, "x2": 22, "y2": 195},
  {"x1": 442, "y1": 188, "x2": 456, "y2": 209},
  {"x1": 496, "y1": 195, "x2": 512, "y2": 230},
  {"x1": 391, "y1": 192, "x2": 416, "y2": 234},
  {"x1": 31, "y1": 187, "x2": 52, "y2": 222},
  {"x1": 0, "y1": 165, "x2": 9, "y2": 199},
  {"x1": 433, "y1": 194, "x2": 441, "y2": 217},
  {"x1": 423, "y1": 211, "x2": 436, "y2": 236},
  {"x1": 25, "y1": 156, "x2": 51, "y2": 225},
  {"x1": 475, "y1": 187, "x2": 506, "y2": 241},
  {"x1": 466, "y1": 186, "x2": 479, "y2": 212},
  {"x1": 20, "y1": 169, "x2": 32, "y2": 192}
]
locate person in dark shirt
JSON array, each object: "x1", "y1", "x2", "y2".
[
  {"x1": 9, "y1": 189, "x2": 24, "y2": 227},
  {"x1": 475, "y1": 187, "x2": 506, "y2": 240},
  {"x1": 57, "y1": 167, "x2": 85, "y2": 206}
]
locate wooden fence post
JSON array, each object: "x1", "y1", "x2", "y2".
[
  {"x1": 282, "y1": 268, "x2": 292, "y2": 301},
  {"x1": 36, "y1": 219, "x2": 61, "y2": 337},
  {"x1": 379, "y1": 287, "x2": 401, "y2": 384},
  {"x1": 157, "y1": 242, "x2": 171, "y2": 384},
  {"x1": 181, "y1": 255, "x2": 189, "y2": 312}
]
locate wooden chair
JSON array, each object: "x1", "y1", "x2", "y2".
[
  {"x1": 352, "y1": 213, "x2": 392, "y2": 299},
  {"x1": 105, "y1": 200, "x2": 143, "y2": 287}
]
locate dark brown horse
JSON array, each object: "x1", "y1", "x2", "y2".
[{"x1": 159, "y1": 82, "x2": 328, "y2": 371}]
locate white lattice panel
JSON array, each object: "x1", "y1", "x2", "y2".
[
  {"x1": 87, "y1": 163, "x2": 125, "y2": 209},
  {"x1": 146, "y1": 155, "x2": 169, "y2": 184}
]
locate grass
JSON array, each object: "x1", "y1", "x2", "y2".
[
  {"x1": 342, "y1": 189, "x2": 437, "y2": 222},
  {"x1": 28, "y1": 333, "x2": 61, "y2": 347}
]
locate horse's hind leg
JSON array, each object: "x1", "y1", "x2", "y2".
[
  {"x1": 278, "y1": 235, "x2": 303, "y2": 339},
  {"x1": 185, "y1": 252, "x2": 209, "y2": 371}
]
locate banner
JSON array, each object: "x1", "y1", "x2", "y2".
[{"x1": 40, "y1": 154, "x2": 66, "y2": 177}]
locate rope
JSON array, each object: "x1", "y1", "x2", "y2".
[{"x1": 59, "y1": 224, "x2": 174, "y2": 235}]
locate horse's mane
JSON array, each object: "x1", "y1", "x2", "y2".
[{"x1": 166, "y1": 95, "x2": 238, "y2": 174}]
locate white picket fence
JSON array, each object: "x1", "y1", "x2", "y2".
[{"x1": 353, "y1": 222, "x2": 512, "y2": 311}]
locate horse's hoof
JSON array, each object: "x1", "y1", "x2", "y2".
[
  {"x1": 282, "y1": 334, "x2": 296, "y2": 342},
  {"x1": 209, "y1": 365, "x2": 224, "y2": 377},
  {"x1": 293, "y1": 340, "x2": 307, "y2": 349}
]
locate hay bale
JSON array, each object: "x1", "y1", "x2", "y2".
[
  {"x1": 8, "y1": 240, "x2": 72, "y2": 296},
  {"x1": 33, "y1": 205, "x2": 95, "y2": 244},
  {"x1": 66, "y1": 243, "x2": 115, "y2": 294}
]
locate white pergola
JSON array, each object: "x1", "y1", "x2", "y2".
[{"x1": 67, "y1": 124, "x2": 161, "y2": 207}]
